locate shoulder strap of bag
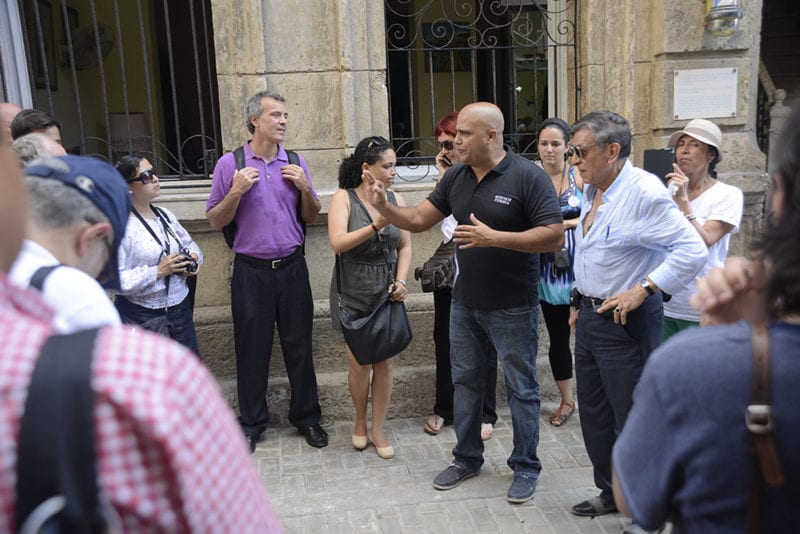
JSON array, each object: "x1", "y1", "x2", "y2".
[
  {"x1": 746, "y1": 322, "x2": 785, "y2": 534},
  {"x1": 29, "y1": 265, "x2": 61, "y2": 291},
  {"x1": 15, "y1": 328, "x2": 105, "y2": 534},
  {"x1": 132, "y1": 207, "x2": 168, "y2": 254},
  {"x1": 152, "y1": 206, "x2": 185, "y2": 249},
  {"x1": 221, "y1": 146, "x2": 247, "y2": 250},
  {"x1": 286, "y1": 149, "x2": 307, "y2": 253}
]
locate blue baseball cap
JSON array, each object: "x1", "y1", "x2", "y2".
[{"x1": 25, "y1": 155, "x2": 131, "y2": 290}]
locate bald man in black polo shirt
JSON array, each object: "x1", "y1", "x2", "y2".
[{"x1": 364, "y1": 102, "x2": 563, "y2": 504}]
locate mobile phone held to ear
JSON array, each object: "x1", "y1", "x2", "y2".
[{"x1": 441, "y1": 155, "x2": 452, "y2": 167}]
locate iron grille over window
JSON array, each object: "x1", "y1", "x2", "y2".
[
  {"x1": 18, "y1": 0, "x2": 221, "y2": 180},
  {"x1": 384, "y1": 0, "x2": 576, "y2": 181}
]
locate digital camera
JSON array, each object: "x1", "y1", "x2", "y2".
[{"x1": 180, "y1": 249, "x2": 198, "y2": 273}]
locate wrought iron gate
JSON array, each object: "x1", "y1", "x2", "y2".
[{"x1": 384, "y1": 0, "x2": 577, "y2": 179}]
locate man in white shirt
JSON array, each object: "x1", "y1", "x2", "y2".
[
  {"x1": 566, "y1": 111, "x2": 707, "y2": 530},
  {"x1": 10, "y1": 156, "x2": 131, "y2": 333}
]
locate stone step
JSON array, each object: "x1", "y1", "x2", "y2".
[{"x1": 198, "y1": 298, "x2": 564, "y2": 428}]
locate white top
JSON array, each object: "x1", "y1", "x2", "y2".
[
  {"x1": 664, "y1": 180, "x2": 744, "y2": 321},
  {"x1": 575, "y1": 161, "x2": 708, "y2": 298},
  {"x1": 9, "y1": 240, "x2": 121, "y2": 333},
  {"x1": 117, "y1": 206, "x2": 203, "y2": 309}
]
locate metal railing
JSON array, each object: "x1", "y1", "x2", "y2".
[
  {"x1": 19, "y1": 0, "x2": 221, "y2": 180},
  {"x1": 384, "y1": 0, "x2": 577, "y2": 181}
]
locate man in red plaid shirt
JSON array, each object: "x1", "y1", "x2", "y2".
[{"x1": 0, "y1": 120, "x2": 282, "y2": 531}]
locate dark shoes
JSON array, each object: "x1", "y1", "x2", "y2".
[
  {"x1": 245, "y1": 435, "x2": 258, "y2": 454},
  {"x1": 507, "y1": 473, "x2": 538, "y2": 504},
  {"x1": 432, "y1": 464, "x2": 479, "y2": 490},
  {"x1": 571, "y1": 496, "x2": 618, "y2": 517},
  {"x1": 299, "y1": 423, "x2": 329, "y2": 448}
]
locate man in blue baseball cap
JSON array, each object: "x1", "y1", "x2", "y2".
[{"x1": 9, "y1": 155, "x2": 131, "y2": 333}]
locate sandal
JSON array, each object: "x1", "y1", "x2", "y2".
[
  {"x1": 424, "y1": 415, "x2": 446, "y2": 435},
  {"x1": 549, "y1": 401, "x2": 576, "y2": 427},
  {"x1": 480, "y1": 423, "x2": 493, "y2": 441}
]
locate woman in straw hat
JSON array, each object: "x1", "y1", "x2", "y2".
[{"x1": 662, "y1": 118, "x2": 743, "y2": 339}]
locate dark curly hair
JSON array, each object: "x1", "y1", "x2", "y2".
[
  {"x1": 762, "y1": 106, "x2": 800, "y2": 318},
  {"x1": 115, "y1": 154, "x2": 145, "y2": 183},
  {"x1": 337, "y1": 136, "x2": 394, "y2": 189}
]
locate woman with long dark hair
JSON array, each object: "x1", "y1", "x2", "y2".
[{"x1": 328, "y1": 136, "x2": 412, "y2": 459}]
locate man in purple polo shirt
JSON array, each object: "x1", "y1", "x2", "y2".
[{"x1": 206, "y1": 90, "x2": 327, "y2": 453}]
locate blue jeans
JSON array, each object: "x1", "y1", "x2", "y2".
[
  {"x1": 574, "y1": 293, "x2": 663, "y2": 502},
  {"x1": 115, "y1": 293, "x2": 201, "y2": 356},
  {"x1": 449, "y1": 301, "x2": 542, "y2": 476}
]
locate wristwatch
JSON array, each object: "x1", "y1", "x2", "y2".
[{"x1": 639, "y1": 278, "x2": 655, "y2": 296}]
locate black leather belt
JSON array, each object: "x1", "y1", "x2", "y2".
[
  {"x1": 580, "y1": 295, "x2": 606, "y2": 307},
  {"x1": 236, "y1": 248, "x2": 302, "y2": 270}
]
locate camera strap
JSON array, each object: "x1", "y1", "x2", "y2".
[{"x1": 131, "y1": 206, "x2": 175, "y2": 312}]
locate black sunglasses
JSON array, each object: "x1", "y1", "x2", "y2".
[
  {"x1": 128, "y1": 169, "x2": 157, "y2": 184},
  {"x1": 367, "y1": 136, "x2": 391, "y2": 149},
  {"x1": 439, "y1": 140, "x2": 454, "y2": 151},
  {"x1": 566, "y1": 143, "x2": 600, "y2": 159}
]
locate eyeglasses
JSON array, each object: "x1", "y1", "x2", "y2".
[
  {"x1": 128, "y1": 169, "x2": 157, "y2": 184},
  {"x1": 566, "y1": 143, "x2": 600, "y2": 159},
  {"x1": 439, "y1": 140, "x2": 454, "y2": 151},
  {"x1": 367, "y1": 136, "x2": 391, "y2": 149}
]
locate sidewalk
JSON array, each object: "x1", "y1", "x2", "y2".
[{"x1": 254, "y1": 402, "x2": 634, "y2": 533}]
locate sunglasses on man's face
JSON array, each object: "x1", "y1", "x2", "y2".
[
  {"x1": 128, "y1": 169, "x2": 157, "y2": 184},
  {"x1": 439, "y1": 140, "x2": 454, "y2": 151}
]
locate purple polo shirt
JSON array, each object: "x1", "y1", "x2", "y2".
[{"x1": 207, "y1": 142, "x2": 318, "y2": 260}]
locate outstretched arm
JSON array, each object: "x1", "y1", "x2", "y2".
[{"x1": 362, "y1": 169, "x2": 445, "y2": 232}]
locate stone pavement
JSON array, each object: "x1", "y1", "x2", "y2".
[{"x1": 254, "y1": 402, "x2": 637, "y2": 533}]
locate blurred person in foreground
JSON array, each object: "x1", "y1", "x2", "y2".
[
  {"x1": 328, "y1": 136, "x2": 411, "y2": 459},
  {"x1": 612, "y1": 107, "x2": 800, "y2": 533},
  {"x1": 424, "y1": 111, "x2": 498, "y2": 441},
  {"x1": 9, "y1": 156, "x2": 126, "y2": 333},
  {"x1": 0, "y1": 117, "x2": 283, "y2": 531},
  {"x1": 661, "y1": 118, "x2": 743, "y2": 339},
  {"x1": 0, "y1": 102, "x2": 22, "y2": 140}
]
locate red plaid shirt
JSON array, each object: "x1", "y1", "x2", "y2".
[{"x1": 0, "y1": 275, "x2": 283, "y2": 532}]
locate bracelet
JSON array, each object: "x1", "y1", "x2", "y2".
[
  {"x1": 396, "y1": 279, "x2": 407, "y2": 287},
  {"x1": 370, "y1": 223, "x2": 379, "y2": 234},
  {"x1": 685, "y1": 213, "x2": 697, "y2": 222}
]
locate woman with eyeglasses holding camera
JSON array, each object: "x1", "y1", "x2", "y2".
[
  {"x1": 114, "y1": 154, "x2": 204, "y2": 356},
  {"x1": 535, "y1": 117, "x2": 582, "y2": 427}
]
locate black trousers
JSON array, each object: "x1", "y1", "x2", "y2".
[
  {"x1": 540, "y1": 301, "x2": 574, "y2": 381},
  {"x1": 231, "y1": 254, "x2": 321, "y2": 437}
]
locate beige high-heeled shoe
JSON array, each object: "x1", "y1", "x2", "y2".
[
  {"x1": 352, "y1": 434, "x2": 368, "y2": 451},
  {"x1": 369, "y1": 434, "x2": 394, "y2": 459}
]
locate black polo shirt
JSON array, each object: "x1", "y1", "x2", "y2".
[{"x1": 427, "y1": 148, "x2": 562, "y2": 309}]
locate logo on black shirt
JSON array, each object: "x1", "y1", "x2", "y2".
[{"x1": 494, "y1": 194, "x2": 512, "y2": 206}]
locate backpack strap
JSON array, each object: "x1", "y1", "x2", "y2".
[
  {"x1": 746, "y1": 322, "x2": 785, "y2": 534},
  {"x1": 29, "y1": 265, "x2": 61, "y2": 291},
  {"x1": 286, "y1": 150, "x2": 307, "y2": 253},
  {"x1": 15, "y1": 328, "x2": 105, "y2": 533},
  {"x1": 222, "y1": 146, "x2": 247, "y2": 249}
]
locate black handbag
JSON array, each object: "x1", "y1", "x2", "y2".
[
  {"x1": 335, "y1": 248, "x2": 412, "y2": 365},
  {"x1": 414, "y1": 239, "x2": 456, "y2": 292}
]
